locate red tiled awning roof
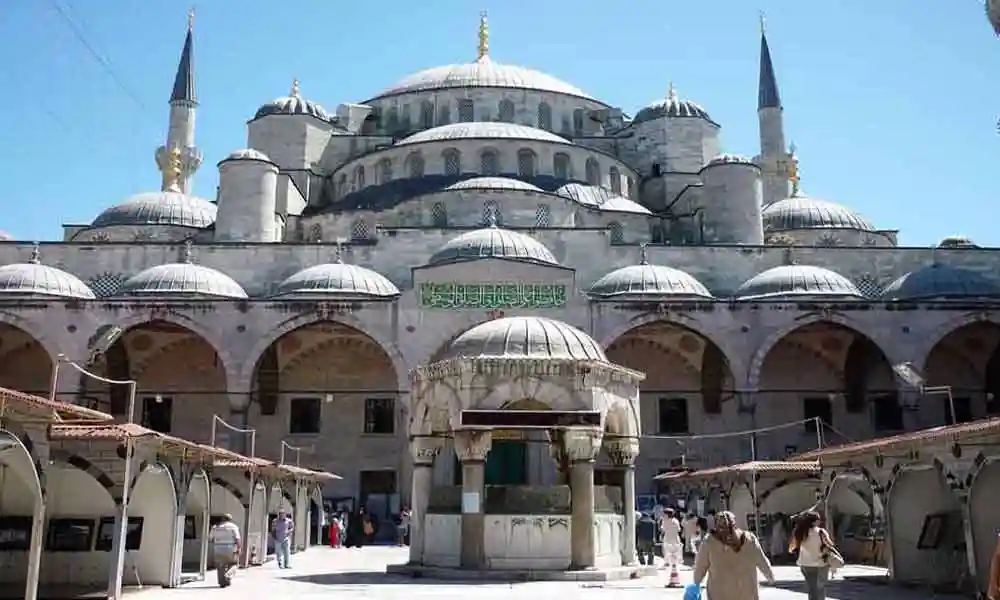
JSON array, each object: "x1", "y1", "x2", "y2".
[
  {"x1": 792, "y1": 417, "x2": 1000, "y2": 464},
  {"x1": 654, "y1": 460, "x2": 820, "y2": 481},
  {"x1": 0, "y1": 386, "x2": 112, "y2": 422}
]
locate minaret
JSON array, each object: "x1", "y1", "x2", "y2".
[
  {"x1": 155, "y1": 9, "x2": 203, "y2": 194},
  {"x1": 756, "y1": 13, "x2": 791, "y2": 206},
  {"x1": 477, "y1": 11, "x2": 490, "y2": 62}
]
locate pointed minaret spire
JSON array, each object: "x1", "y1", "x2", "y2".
[
  {"x1": 156, "y1": 9, "x2": 203, "y2": 194},
  {"x1": 171, "y1": 8, "x2": 197, "y2": 105},
  {"x1": 755, "y1": 12, "x2": 790, "y2": 206},
  {"x1": 758, "y1": 12, "x2": 781, "y2": 110}
]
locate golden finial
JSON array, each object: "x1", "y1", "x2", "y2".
[
  {"x1": 759, "y1": 11, "x2": 766, "y2": 35},
  {"x1": 477, "y1": 11, "x2": 490, "y2": 60},
  {"x1": 667, "y1": 81, "x2": 677, "y2": 102},
  {"x1": 165, "y1": 146, "x2": 184, "y2": 191},
  {"x1": 290, "y1": 78, "x2": 301, "y2": 97},
  {"x1": 639, "y1": 242, "x2": 649, "y2": 265},
  {"x1": 187, "y1": 7, "x2": 195, "y2": 31},
  {"x1": 29, "y1": 242, "x2": 41, "y2": 265},
  {"x1": 787, "y1": 142, "x2": 800, "y2": 196}
]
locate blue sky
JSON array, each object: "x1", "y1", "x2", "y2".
[{"x1": 0, "y1": 0, "x2": 997, "y2": 246}]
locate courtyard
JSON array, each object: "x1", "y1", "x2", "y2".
[{"x1": 136, "y1": 547, "x2": 963, "y2": 600}]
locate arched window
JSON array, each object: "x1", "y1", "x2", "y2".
[
  {"x1": 607, "y1": 221, "x2": 624, "y2": 244},
  {"x1": 498, "y1": 99, "x2": 515, "y2": 122},
  {"x1": 406, "y1": 152, "x2": 425, "y2": 178},
  {"x1": 354, "y1": 165, "x2": 366, "y2": 189},
  {"x1": 535, "y1": 205, "x2": 551, "y2": 228},
  {"x1": 386, "y1": 108, "x2": 400, "y2": 133},
  {"x1": 458, "y1": 99, "x2": 474, "y2": 122},
  {"x1": 399, "y1": 105, "x2": 412, "y2": 131},
  {"x1": 482, "y1": 200, "x2": 502, "y2": 226},
  {"x1": 377, "y1": 158, "x2": 393, "y2": 184},
  {"x1": 443, "y1": 149, "x2": 461, "y2": 175},
  {"x1": 537, "y1": 102, "x2": 552, "y2": 130},
  {"x1": 609, "y1": 166, "x2": 621, "y2": 194},
  {"x1": 437, "y1": 104, "x2": 451, "y2": 126},
  {"x1": 573, "y1": 109, "x2": 585, "y2": 136},
  {"x1": 431, "y1": 202, "x2": 448, "y2": 227},
  {"x1": 480, "y1": 150, "x2": 499, "y2": 176},
  {"x1": 517, "y1": 149, "x2": 537, "y2": 178},
  {"x1": 585, "y1": 158, "x2": 600, "y2": 185},
  {"x1": 553, "y1": 153, "x2": 571, "y2": 179},
  {"x1": 337, "y1": 174, "x2": 347, "y2": 199},
  {"x1": 626, "y1": 176, "x2": 635, "y2": 198},
  {"x1": 351, "y1": 219, "x2": 369, "y2": 241},
  {"x1": 420, "y1": 101, "x2": 434, "y2": 129}
]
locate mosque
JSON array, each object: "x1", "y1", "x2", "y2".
[{"x1": 1, "y1": 10, "x2": 999, "y2": 531}]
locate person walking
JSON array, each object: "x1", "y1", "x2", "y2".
[
  {"x1": 661, "y1": 508, "x2": 684, "y2": 585},
  {"x1": 397, "y1": 505, "x2": 411, "y2": 546},
  {"x1": 692, "y1": 510, "x2": 775, "y2": 600},
  {"x1": 788, "y1": 511, "x2": 834, "y2": 600},
  {"x1": 345, "y1": 507, "x2": 368, "y2": 548},
  {"x1": 208, "y1": 514, "x2": 242, "y2": 588},
  {"x1": 681, "y1": 513, "x2": 699, "y2": 560},
  {"x1": 272, "y1": 510, "x2": 295, "y2": 569},
  {"x1": 636, "y1": 512, "x2": 658, "y2": 566}
]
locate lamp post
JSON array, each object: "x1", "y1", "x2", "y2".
[{"x1": 893, "y1": 362, "x2": 956, "y2": 425}]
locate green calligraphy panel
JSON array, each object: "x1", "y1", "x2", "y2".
[{"x1": 420, "y1": 282, "x2": 567, "y2": 309}]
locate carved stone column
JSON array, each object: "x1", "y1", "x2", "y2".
[
  {"x1": 409, "y1": 437, "x2": 443, "y2": 565},
  {"x1": 564, "y1": 428, "x2": 602, "y2": 570},
  {"x1": 606, "y1": 437, "x2": 640, "y2": 566},
  {"x1": 454, "y1": 430, "x2": 491, "y2": 569}
]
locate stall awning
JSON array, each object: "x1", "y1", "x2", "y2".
[
  {"x1": 654, "y1": 460, "x2": 820, "y2": 482},
  {"x1": 0, "y1": 386, "x2": 112, "y2": 422}
]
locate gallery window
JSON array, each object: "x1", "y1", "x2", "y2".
[
  {"x1": 657, "y1": 397, "x2": 689, "y2": 434},
  {"x1": 141, "y1": 396, "x2": 172, "y2": 433},
  {"x1": 871, "y1": 394, "x2": 903, "y2": 432},
  {"x1": 802, "y1": 396, "x2": 833, "y2": 433},
  {"x1": 364, "y1": 398, "x2": 395, "y2": 434},
  {"x1": 289, "y1": 397, "x2": 321, "y2": 434}
]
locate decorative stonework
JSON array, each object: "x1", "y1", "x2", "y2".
[
  {"x1": 454, "y1": 430, "x2": 492, "y2": 462},
  {"x1": 90, "y1": 231, "x2": 111, "y2": 243},
  {"x1": 132, "y1": 229, "x2": 154, "y2": 242},
  {"x1": 764, "y1": 233, "x2": 796, "y2": 246},
  {"x1": 604, "y1": 437, "x2": 640, "y2": 466},
  {"x1": 87, "y1": 272, "x2": 128, "y2": 297},
  {"x1": 410, "y1": 437, "x2": 444, "y2": 465},
  {"x1": 420, "y1": 282, "x2": 567, "y2": 309},
  {"x1": 563, "y1": 428, "x2": 602, "y2": 462},
  {"x1": 816, "y1": 233, "x2": 842, "y2": 247},
  {"x1": 854, "y1": 273, "x2": 883, "y2": 299}
]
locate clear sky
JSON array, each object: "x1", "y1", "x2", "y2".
[{"x1": 0, "y1": 0, "x2": 997, "y2": 246}]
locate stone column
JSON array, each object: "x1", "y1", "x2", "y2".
[
  {"x1": 454, "y1": 430, "x2": 491, "y2": 569},
  {"x1": 565, "y1": 428, "x2": 602, "y2": 570},
  {"x1": 606, "y1": 437, "x2": 640, "y2": 566},
  {"x1": 409, "y1": 437, "x2": 443, "y2": 565}
]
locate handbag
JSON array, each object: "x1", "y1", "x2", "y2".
[
  {"x1": 683, "y1": 583, "x2": 702, "y2": 600},
  {"x1": 821, "y1": 536, "x2": 846, "y2": 570},
  {"x1": 363, "y1": 520, "x2": 374, "y2": 536}
]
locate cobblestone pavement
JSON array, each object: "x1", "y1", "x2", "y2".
[{"x1": 133, "y1": 547, "x2": 965, "y2": 600}]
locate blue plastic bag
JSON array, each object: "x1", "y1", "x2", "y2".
[{"x1": 683, "y1": 583, "x2": 701, "y2": 600}]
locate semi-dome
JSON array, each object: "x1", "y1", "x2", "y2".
[
  {"x1": 881, "y1": 264, "x2": 1000, "y2": 301},
  {"x1": 937, "y1": 235, "x2": 978, "y2": 249},
  {"x1": 273, "y1": 262, "x2": 399, "y2": 298},
  {"x1": 91, "y1": 190, "x2": 217, "y2": 229},
  {"x1": 555, "y1": 183, "x2": 651, "y2": 215},
  {"x1": 763, "y1": 196, "x2": 874, "y2": 232},
  {"x1": 441, "y1": 316, "x2": 606, "y2": 362},
  {"x1": 445, "y1": 177, "x2": 543, "y2": 193},
  {"x1": 222, "y1": 148, "x2": 272, "y2": 163},
  {"x1": 632, "y1": 87, "x2": 713, "y2": 125},
  {"x1": 119, "y1": 260, "x2": 247, "y2": 299},
  {"x1": 398, "y1": 122, "x2": 568, "y2": 146},
  {"x1": 253, "y1": 80, "x2": 331, "y2": 122},
  {"x1": 735, "y1": 265, "x2": 863, "y2": 300},
  {"x1": 427, "y1": 226, "x2": 559, "y2": 267},
  {"x1": 0, "y1": 249, "x2": 95, "y2": 299},
  {"x1": 589, "y1": 262, "x2": 713, "y2": 299}
]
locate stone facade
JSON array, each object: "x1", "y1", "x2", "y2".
[{"x1": 1, "y1": 14, "x2": 999, "y2": 509}]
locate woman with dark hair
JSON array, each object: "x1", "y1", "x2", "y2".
[
  {"x1": 692, "y1": 510, "x2": 774, "y2": 600},
  {"x1": 345, "y1": 507, "x2": 368, "y2": 548},
  {"x1": 788, "y1": 510, "x2": 834, "y2": 600}
]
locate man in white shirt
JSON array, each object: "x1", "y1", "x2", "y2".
[
  {"x1": 209, "y1": 514, "x2": 242, "y2": 588},
  {"x1": 660, "y1": 508, "x2": 683, "y2": 573},
  {"x1": 681, "y1": 513, "x2": 699, "y2": 559}
]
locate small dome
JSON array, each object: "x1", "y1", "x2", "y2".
[
  {"x1": 937, "y1": 235, "x2": 978, "y2": 249},
  {"x1": 763, "y1": 196, "x2": 875, "y2": 233},
  {"x1": 254, "y1": 80, "x2": 331, "y2": 122},
  {"x1": 632, "y1": 88, "x2": 713, "y2": 125},
  {"x1": 589, "y1": 263, "x2": 712, "y2": 300},
  {"x1": 223, "y1": 148, "x2": 272, "y2": 163},
  {"x1": 369, "y1": 56, "x2": 595, "y2": 102},
  {"x1": 445, "y1": 177, "x2": 543, "y2": 193},
  {"x1": 705, "y1": 154, "x2": 757, "y2": 167},
  {"x1": 0, "y1": 248, "x2": 94, "y2": 299},
  {"x1": 274, "y1": 262, "x2": 399, "y2": 298},
  {"x1": 735, "y1": 265, "x2": 863, "y2": 300},
  {"x1": 881, "y1": 264, "x2": 1000, "y2": 301},
  {"x1": 441, "y1": 316, "x2": 606, "y2": 362},
  {"x1": 555, "y1": 183, "x2": 651, "y2": 215},
  {"x1": 119, "y1": 262, "x2": 247, "y2": 299},
  {"x1": 91, "y1": 191, "x2": 217, "y2": 229},
  {"x1": 398, "y1": 122, "x2": 568, "y2": 146},
  {"x1": 427, "y1": 226, "x2": 559, "y2": 267}
]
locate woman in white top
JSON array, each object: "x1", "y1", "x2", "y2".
[{"x1": 788, "y1": 511, "x2": 832, "y2": 600}]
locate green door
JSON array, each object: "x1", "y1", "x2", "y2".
[{"x1": 485, "y1": 440, "x2": 527, "y2": 486}]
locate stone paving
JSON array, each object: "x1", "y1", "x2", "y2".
[{"x1": 132, "y1": 547, "x2": 965, "y2": 600}]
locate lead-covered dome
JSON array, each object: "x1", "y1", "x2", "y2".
[
  {"x1": 632, "y1": 88, "x2": 713, "y2": 125},
  {"x1": 445, "y1": 177, "x2": 543, "y2": 193},
  {"x1": 735, "y1": 265, "x2": 862, "y2": 300},
  {"x1": 223, "y1": 148, "x2": 272, "y2": 163},
  {"x1": 589, "y1": 263, "x2": 712, "y2": 300},
  {"x1": 937, "y1": 235, "x2": 978, "y2": 249},
  {"x1": 91, "y1": 190, "x2": 217, "y2": 229},
  {"x1": 442, "y1": 316, "x2": 606, "y2": 362},
  {"x1": 427, "y1": 226, "x2": 559, "y2": 267},
  {"x1": 555, "y1": 183, "x2": 651, "y2": 215},
  {"x1": 254, "y1": 80, "x2": 331, "y2": 122},
  {"x1": 118, "y1": 252, "x2": 247, "y2": 299},
  {"x1": 763, "y1": 196, "x2": 874, "y2": 232},
  {"x1": 398, "y1": 122, "x2": 568, "y2": 146},
  {"x1": 880, "y1": 264, "x2": 1000, "y2": 301},
  {"x1": 0, "y1": 248, "x2": 95, "y2": 299},
  {"x1": 273, "y1": 262, "x2": 399, "y2": 298}
]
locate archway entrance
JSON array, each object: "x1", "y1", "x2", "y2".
[
  {"x1": 83, "y1": 320, "x2": 228, "y2": 444},
  {"x1": 923, "y1": 321, "x2": 1000, "y2": 425},
  {"x1": 0, "y1": 430, "x2": 42, "y2": 596},
  {"x1": 757, "y1": 322, "x2": 897, "y2": 458},
  {"x1": 0, "y1": 323, "x2": 52, "y2": 396}
]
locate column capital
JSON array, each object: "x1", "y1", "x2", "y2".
[
  {"x1": 454, "y1": 430, "x2": 492, "y2": 462},
  {"x1": 563, "y1": 427, "x2": 602, "y2": 463},
  {"x1": 410, "y1": 437, "x2": 444, "y2": 465},
  {"x1": 604, "y1": 437, "x2": 639, "y2": 466}
]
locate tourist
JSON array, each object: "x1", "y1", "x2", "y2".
[
  {"x1": 272, "y1": 510, "x2": 295, "y2": 569},
  {"x1": 788, "y1": 510, "x2": 835, "y2": 600},
  {"x1": 331, "y1": 512, "x2": 345, "y2": 547},
  {"x1": 397, "y1": 505, "x2": 411, "y2": 546},
  {"x1": 345, "y1": 507, "x2": 368, "y2": 548},
  {"x1": 635, "y1": 511, "x2": 658, "y2": 566},
  {"x1": 692, "y1": 510, "x2": 775, "y2": 600},
  {"x1": 690, "y1": 516, "x2": 709, "y2": 556},
  {"x1": 681, "y1": 512, "x2": 699, "y2": 559},
  {"x1": 208, "y1": 514, "x2": 242, "y2": 588},
  {"x1": 660, "y1": 508, "x2": 684, "y2": 572}
]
